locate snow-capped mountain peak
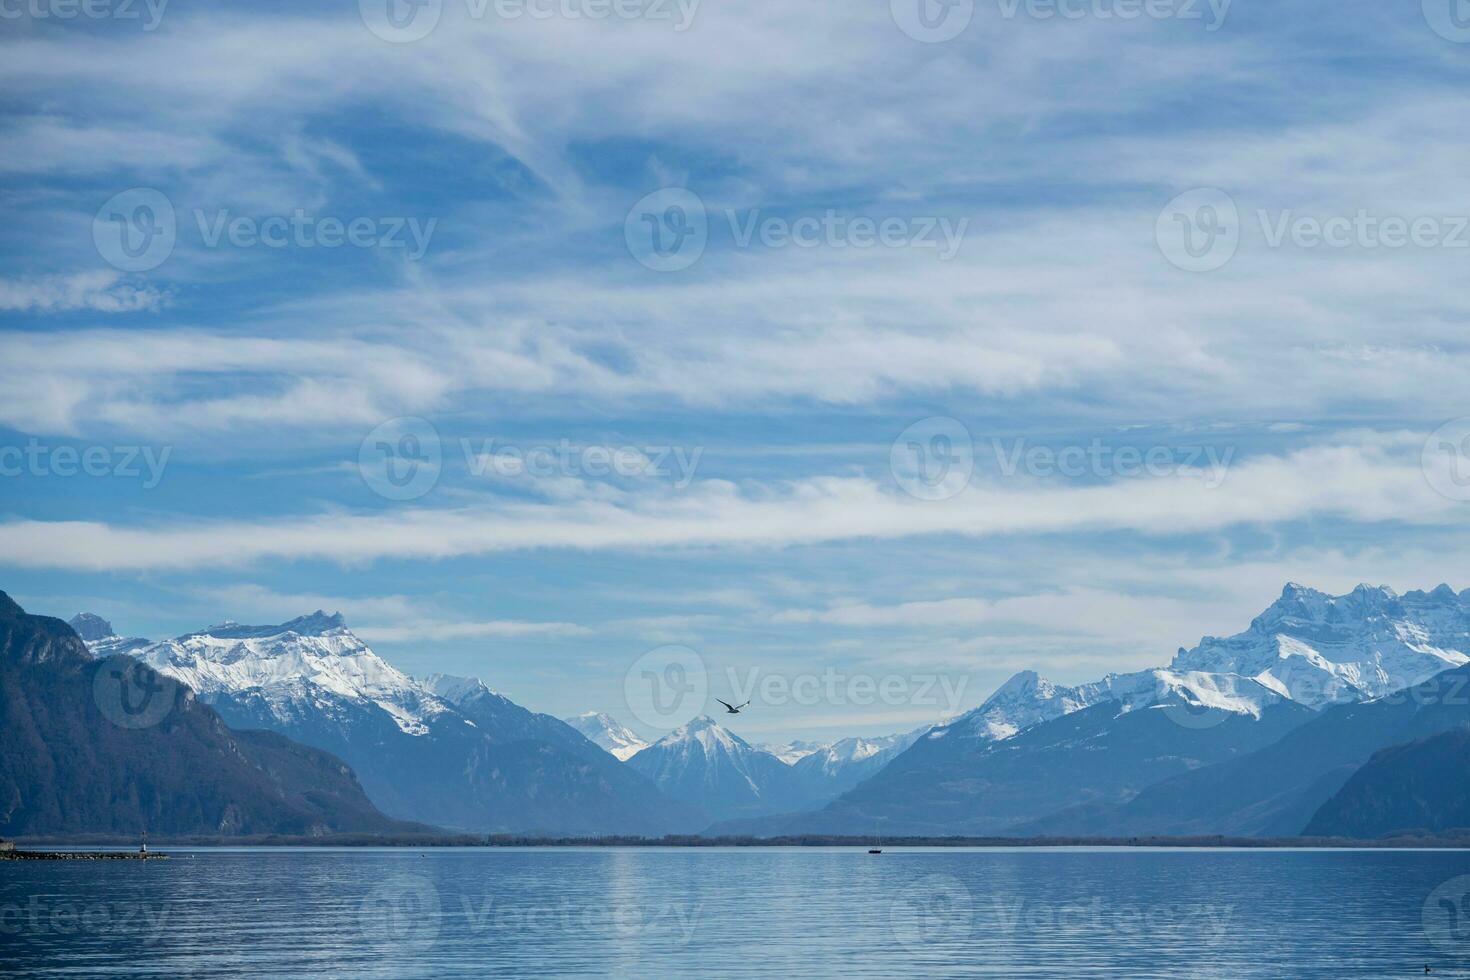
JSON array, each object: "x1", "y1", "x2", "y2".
[
  {"x1": 1172, "y1": 582, "x2": 1470, "y2": 707},
  {"x1": 114, "y1": 614, "x2": 444, "y2": 736},
  {"x1": 67, "y1": 612, "x2": 115, "y2": 642},
  {"x1": 945, "y1": 669, "x2": 1113, "y2": 741},
  {"x1": 757, "y1": 739, "x2": 830, "y2": 764},
  {"x1": 940, "y1": 582, "x2": 1470, "y2": 749},
  {"x1": 562, "y1": 711, "x2": 649, "y2": 761}
]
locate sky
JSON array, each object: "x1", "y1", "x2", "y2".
[{"x1": 3, "y1": 0, "x2": 1470, "y2": 745}]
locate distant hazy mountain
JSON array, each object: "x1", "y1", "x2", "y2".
[
  {"x1": 788, "y1": 727, "x2": 928, "y2": 798},
  {"x1": 1025, "y1": 663, "x2": 1470, "y2": 838},
  {"x1": 752, "y1": 740, "x2": 826, "y2": 764},
  {"x1": 627, "y1": 716, "x2": 927, "y2": 825},
  {"x1": 3, "y1": 593, "x2": 414, "y2": 837},
  {"x1": 727, "y1": 583, "x2": 1470, "y2": 837},
  {"x1": 89, "y1": 613, "x2": 697, "y2": 836},
  {"x1": 1303, "y1": 726, "x2": 1470, "y2": 838},
  {"x1": 626, "y1": 716, "x2": 802, "y2": 822},
  {"x1": 562, "y1": 711, "x2": 649, "y2": 761}
]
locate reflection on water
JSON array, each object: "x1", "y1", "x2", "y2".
[{"x1": 3, "y1": 847, "x2": 1469, "y2": 978}]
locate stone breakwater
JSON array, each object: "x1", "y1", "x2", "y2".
[{"x1": 0, "y1": 850, "x2": 167, "y2": 860}]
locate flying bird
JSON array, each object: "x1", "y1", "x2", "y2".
[{"x1": 716, "y1": 699, "x2": 751, "y2": 714}]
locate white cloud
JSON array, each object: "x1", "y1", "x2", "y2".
[
  {"x1": 0, "y1": 272, "x2": 164, "y2": 314},
  {"x1": 0, "y1": 433, "x2": 1453, "y2": 571}
]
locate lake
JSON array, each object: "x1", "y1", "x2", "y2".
[{"x1": 3, "y1": 847, "x2": 1470, "y2": 977}]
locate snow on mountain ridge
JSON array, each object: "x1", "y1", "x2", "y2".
[
  {"x1": 114, "y1": 614, "x2": 447, "y2": 736},
  {"x1": 1172, "y1": 582, "x2": 1470, "y2": 707},
  {"x1": 563, "y1": 711, "x2": 649, "y2": 761},
  {"x1": 946, "y1": 583, "x2": 1470, "y2": 747}
]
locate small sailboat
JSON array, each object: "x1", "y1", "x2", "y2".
[{"x1": 869, "y1": 818, "x2": 883, "y2": 854}]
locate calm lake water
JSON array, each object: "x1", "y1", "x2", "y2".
[{"x1": 4, "y1": 847, "x2": 1470, "y2": 978}]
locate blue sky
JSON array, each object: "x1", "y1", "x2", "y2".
[{"x1": 4, "y1": 0, "x2": 1470, "y2": 743}]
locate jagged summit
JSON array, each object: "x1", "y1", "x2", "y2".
[
  {"x1": 67, "y1": 612, "x2": 115, "y2": 641},
  {"x1": 184, "y1": 610, "x2": 348, "y2": 641},
  {"x1": 947, "y1": 583, "x2": 1470, "y2": 747},
  {"x1": 563, "y1": 711, "x2": 649, "y2": 761}
]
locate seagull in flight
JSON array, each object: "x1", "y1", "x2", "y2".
[{"x1": 716, "y1": 699, "x2": 751, "y2": 714}]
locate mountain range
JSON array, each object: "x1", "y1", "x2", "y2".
[
  {"x1": 77, "y1": 612, "x2": 698, "y2": 836},
  {"x1": 622, "y1": 715, "x2": 927, "y2": 823},
  {"x1": 716, "y1": 583, "x2": 1470, "y2": 838},
  {"x1": 5, "y1": 580, "x2": 1468, "y2": 840},
  {"x1": 0, "y1": 593, "x2": 417, "y2": 837}
]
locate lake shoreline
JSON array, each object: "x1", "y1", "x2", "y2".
[{"x1": 11, "y1": 832, "x2": 1470, "y2": 849}]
